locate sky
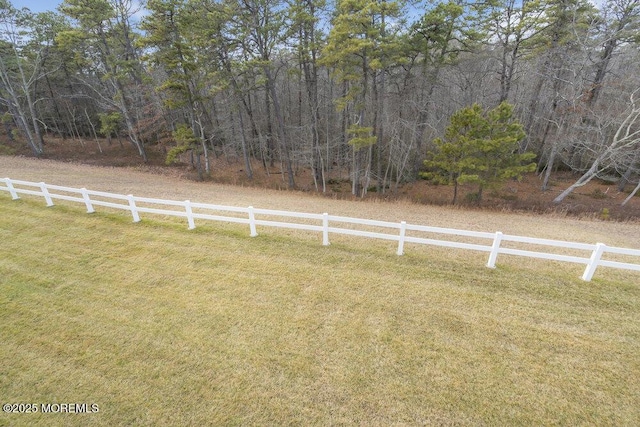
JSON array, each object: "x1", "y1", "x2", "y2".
[
  {"x1": 10, "y1": 0, "x2": 148, "y2": 19},
  {"x1": 8, "y1": 0, "x2": 607, "y2": 17},
  {"x1": 11, "y1": 0, "x2": 63, "y2": 14}
]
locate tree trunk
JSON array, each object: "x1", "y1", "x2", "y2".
[
  {"x1": 541, "y1": 118, "x2": 567, "y2": 191},
  {"x1": 84, "y1": 108, "x2": 103, "y2": 154},
  {"x1": 586, "y1": 38, "x2": 616, "y2": 108},
  {"x1": 617, "y1": 149, "x2": 639, "y2": 191},
  {"x1": 553, "y1": 160, "x2": 600, "y2": 204},
  {"x1": 120, "y1": 98, "x2": 147, "y2": 162},
  {"x1": 374, "y1": 66, "x2": 386, "y2": 194},
  {"x1": 0, "y1": 56, "x2": 42, "y2": 155},
  {"x1": 300, "y1": 17, "x2": 324, "y2": 191},
  {"x1": 0, "y1": 80, "x2": 41, "y2": 156},
  {"x1": 352, "y1": 146, "x2": 362, "y2": 196},
  {"x1": 622, "y1": 180, "x2": 640, "y2": 206},
  {"x1": 236, "y1": 103, "x2": 253, "y2": 179},
  {"x1": 44, "y1": 69, "x2": 65, "y2": 139},
  {"x1": 412, "y1": 67, "x2": 441, "y2": 176},
  {"x1": 452, "y1": 178, "x2": 459, "y2": 205},
  {"x1": 264, "y1": 66, "x2": 295, "y2": 188},
  {"x1": 541, "y1": 140, "x2": 558, "y2": 191}
]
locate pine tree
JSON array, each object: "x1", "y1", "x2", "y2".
[
  {"x1": 321, "y1": 0, "x2": 402, "y2": 196},
  {"x1": 140, "y1": 0, "x2": 210, "y2": 173},
  {"x1": 487, "y1": 0, "x2": 549, "y2": 104},
  {"x1": 222, "y1": 0, "x2": 296, "y2": 188},
  {"x1": 59, "y1": 0, "x2": 149, "y2": 160},
  {"x1": 422, "y1": 102, "x2": 536, "y2": 204}
]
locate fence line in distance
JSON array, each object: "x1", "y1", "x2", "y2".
[{"x1": 2, "y1": 177, "x2": 639, "y2": 282}]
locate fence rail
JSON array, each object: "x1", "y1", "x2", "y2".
[{"x1": 2, "y1": 177, "x2": 640, "y2": 282}]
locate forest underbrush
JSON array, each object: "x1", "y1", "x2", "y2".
[{"x1": 7, "y1": 135, "x2": 640, "y2": 221}]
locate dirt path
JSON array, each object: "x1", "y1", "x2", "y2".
[{"x1": 2, "y1": 156, "x2": 639, "y2": 249}]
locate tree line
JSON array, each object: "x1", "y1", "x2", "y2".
[{"x1": 1, "y1": 0, "x2": 639, "y2": 202}]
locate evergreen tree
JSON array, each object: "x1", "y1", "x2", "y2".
[
  {"x1": 223, "y1": 0, "x2": 296, "y2": 188},
  {"x1": 422, "y1": 102, "x2": 536, "y2": 204},
  {"x1": 408, "y1": 0, "x2": 488, "y2": 173},
  {"x1": 486, "y1": 0, "x2": 549, "y2": 104},
  {"x1": 140, "y1": 0, "x2": 210, "y2": 173},
  {"x1": 59, "y1": 0, "x2": 149, "y2": 160},
  {"x1": 321, "y1": 0, "x2": 402, "y2": 196}
]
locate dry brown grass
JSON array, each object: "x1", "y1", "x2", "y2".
[
  {"x1": 2, "y1": 156, "x2": 639, "y2": 250},
  {"x1": 8, "y1": 135, "x2": 639, "y2": 219},
  {"x1": 1, "y1": 193, "x2": 639, "y2": 426}
]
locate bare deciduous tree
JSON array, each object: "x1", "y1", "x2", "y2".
[{"x1": 554, "y1": 87, "x2": 640, "y2": 203}]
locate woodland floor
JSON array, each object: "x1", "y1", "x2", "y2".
[{"x1": 3, "y1": 135, "x2": 640, "y2": 221}]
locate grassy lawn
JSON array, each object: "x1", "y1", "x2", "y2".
[{"x1": 1, "y1": 196, "x2": 639, "y2": 426}]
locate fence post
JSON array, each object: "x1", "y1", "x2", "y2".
[
  {"x1": 40, "y1": 182, "x2": 54, "y2": 207},
  {"x1": 4, "y1": 178, "x2": 19, "y2": 200},
  {"x1": 127, "y1": 195, "x2": 140, "y2": 222},
  {"x1": 184, "y1": 200, "x2": 196, "y2": 230},
  {"x1": 248, "y1": 206, "x2": 258, "y2": 237},
  {"x1": 81, "y1": 188, "x2": 95, "y2": 213},
  {"x1": 487, "y1": 231, "x2": 503, "y2": 268},
  {"x1": 582, "y1": 243, "x2": 606, "y2": 282},
  {"x1": 322, "y1": 213, "x2": 330, "y2": 246},
  {"x1": 397, "y1": 221, "x2": 407, "y2": 256}
]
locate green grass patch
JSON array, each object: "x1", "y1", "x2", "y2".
[{"x1": 1, "y1": 197, "x2": 639, "y2": 425}]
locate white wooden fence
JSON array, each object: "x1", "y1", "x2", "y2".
[{"x1": 2, "y1": 177, "x2": 639, "y2": 282}]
